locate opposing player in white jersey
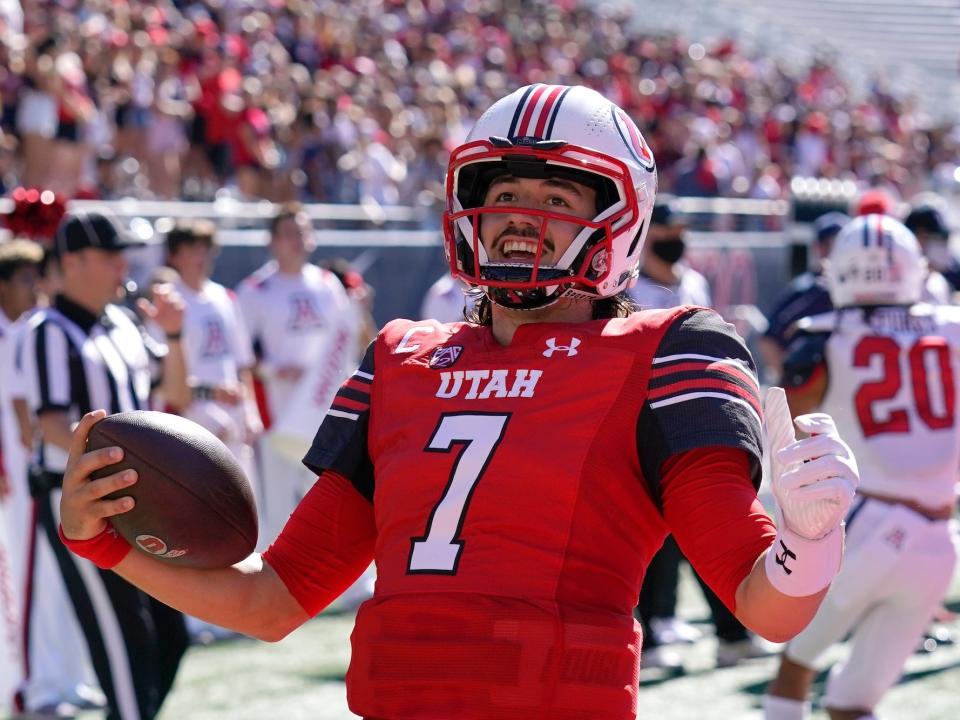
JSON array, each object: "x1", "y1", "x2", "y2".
[
  {"x1": 764, "y1": 214, "x2": 960, "y2": 720},
  {"x1": 164, "y1": 220, "x2": 262, "y2": 532},
  {"x1": 236, "y1": 204, "x2": 359, "y2": 545}
]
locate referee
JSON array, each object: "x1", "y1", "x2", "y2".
[{"x1": 18, "y1": 210, "x2": 191, "y2": 720}]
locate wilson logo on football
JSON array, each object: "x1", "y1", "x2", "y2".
[
  {"x1": 136, "y1": 535, "x2": 169, "y2": 555},
  {"x1": 135, "y1": 535, "x2": 189, "y2": 559},
  {"x1": 429, "y1": 345, "x2": 464, "y2": 369}
]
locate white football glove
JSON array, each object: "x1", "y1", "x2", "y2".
[{"x1": 765, "y1": 387, "x2": 859, "y2": 541}]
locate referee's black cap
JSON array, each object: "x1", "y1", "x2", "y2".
[{"x1": 54, "y1": 210, "x2": 145, "y2": 255}]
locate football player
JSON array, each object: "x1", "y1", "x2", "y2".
[
  {"x1": 236, "y1": 204, "x2": 359, "y2": 547},
  {"x1": 59, "y1": 85, "x2": 858, "y2": 720},
  {"x1": 164, "y1": 220, "x2": 262, "y2": 511},
  {"x1": 764, "y1": 215, "x2": 959, "y2": 720}
]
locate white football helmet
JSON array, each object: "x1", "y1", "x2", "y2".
[
  {"x1": 825, "y1": 214, "x2": 927, "y2": 307},
  {"x1": 442, "y1": 84, "x2": 657, "y2": 310}
]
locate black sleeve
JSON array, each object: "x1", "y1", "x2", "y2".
[
  {"x1": 764, "y1": 280, "x2": 832, "y2": 348},
  {"x1": 302, "y1": 341, "x2": 376, "y2": 502},
  {"x1": 781, "y1": 330, "x2": 829, "y2": 389},
  {"x1": 637, "y1": 308, "x2": 763, "y2": 500},
  {"x1": 25, "y1": 318, "x2": 80, "y2": 415}
]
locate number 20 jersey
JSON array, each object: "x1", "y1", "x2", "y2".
[
  {"x1": 304, "y1": 307, "x2": 763, "y2": 719},
  {"x1": 787, "y1": 304, "x2": 960, "y2": 507}
]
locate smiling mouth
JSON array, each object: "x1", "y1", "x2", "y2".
[{"x1": 497, "y1": 237, "x2": 554, "y2": 264}]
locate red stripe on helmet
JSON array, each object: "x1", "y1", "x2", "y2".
[
  {"x1": 532, "y1": 86, "x2": 564, "y2": 139},
  {"x1": 516, "y1": 84, "x2": 548, "y2": 137}
]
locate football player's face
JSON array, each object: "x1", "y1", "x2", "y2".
[{"x1": 479, "y1": 175, "x2": 596, "y2": 266}]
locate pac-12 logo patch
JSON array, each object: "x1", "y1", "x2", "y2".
[{"x1": 429, "y1": 345, "x2": 463, "y2": 369}]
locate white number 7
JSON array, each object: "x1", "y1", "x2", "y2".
[{"x1": 408, "y1": 413, "x2": 510, "y2": 573}]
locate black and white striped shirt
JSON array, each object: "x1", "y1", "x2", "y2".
[{"x1": 18, "y1": 294, "x2": 162, "y2": 473}]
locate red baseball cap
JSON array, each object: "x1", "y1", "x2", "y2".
[{"x1": 853, "y1": 188, "x2": 895, "y2": 216}]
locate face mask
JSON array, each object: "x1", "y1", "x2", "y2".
[{"x1": 650, "y1": 237, "x2": 686, "y2": 264}]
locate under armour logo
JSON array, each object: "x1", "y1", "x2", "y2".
[
  {"x1": 543, "y1": 337, "x2": 581, "y2": 358},
  {"x1": 775, "y1": 540, "x2": 796, "y2": 575}
]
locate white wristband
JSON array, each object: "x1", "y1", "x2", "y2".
[{"x1": 764, "y1": 523, "x2": 844, "y2": 597}]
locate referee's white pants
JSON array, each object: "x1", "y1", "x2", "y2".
[
  {"x1": 785, "y1": 497, "x2": 958, "y2": 711},
  {"x1": 21, "y1": 500, "x2": 95, "y2": 710},
  {"x1": 32, "y1": 488, "x2": 189, "y2": 720}
]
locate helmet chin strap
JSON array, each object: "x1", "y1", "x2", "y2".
[{"x1": 486, "y1": 283, "x2": 566, "y2": 311}]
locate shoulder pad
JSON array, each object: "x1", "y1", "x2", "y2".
[{"x1": 378, "y1": 318, "x2": 467, "y2": 359}]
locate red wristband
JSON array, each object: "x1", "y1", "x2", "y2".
[{"x1": 59, "y1": 523, "x2": 132, "y2": 570}]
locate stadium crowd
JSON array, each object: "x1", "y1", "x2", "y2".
[{"x1": 0, "y1": 0, "x2": 956, "y2": 208}]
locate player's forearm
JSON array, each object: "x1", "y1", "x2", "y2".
[
  {"x1": 14, "y1": 397, "x2": 34, "y2": 450},
  {"x1": 114, "y1": 550, "x2": 310, "y2": 641},
  {"x1": 38, "y1": 412, "x2": 76, "y2": 453},
  {"x1": 159, "y1": 337, "x2": 192, "y2": 411},
  {"x1": 734, "y1": 550, "x2": 829, "y2": 643}
]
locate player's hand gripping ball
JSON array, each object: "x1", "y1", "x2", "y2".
[
  {"x1": 765, "y1": 387, "x2": 859, "y2": 540},
  {"x1": 86, "y1": 411, "x2": 258, "y2": 568}
]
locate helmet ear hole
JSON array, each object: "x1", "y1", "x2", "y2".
[{"x1": 626, "y1": 217, "x2": 648, "y2": 259}]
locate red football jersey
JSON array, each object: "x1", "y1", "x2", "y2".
[{"x1": 294, "y1": 306, "x2": 765, "y2": 719}]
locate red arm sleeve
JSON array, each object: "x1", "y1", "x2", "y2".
[
  {"x1": 660, "y1": 446, "x2": 776, "y2": 613},
  {"x1": 262, "y1": 470, "x2": 376, "y2": 617}
]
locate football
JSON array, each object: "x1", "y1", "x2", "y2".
[{"x1": 86, "y1": 410, "x2": 258, "y2": 568}]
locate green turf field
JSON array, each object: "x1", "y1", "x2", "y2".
[{"x1": 64, "y1": 569, "x2": 960, "y2": 720}]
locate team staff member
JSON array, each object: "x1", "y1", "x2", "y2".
[
  {"x1": 165, "y1": 220, "x2": 262, "y2": 530},
  {"x1": 59, "y1": 86, "x2": 858, "y2": 719},
  {"x1": 236, "y1": 204, "x2": 358, "y2": 545},
  {"x1": 18, "y1": 210, "x2": 190, "y2": 720}
]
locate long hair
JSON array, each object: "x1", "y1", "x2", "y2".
[{"x1": 464, "y1": 289, "x2": 639, "y2": 325}]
